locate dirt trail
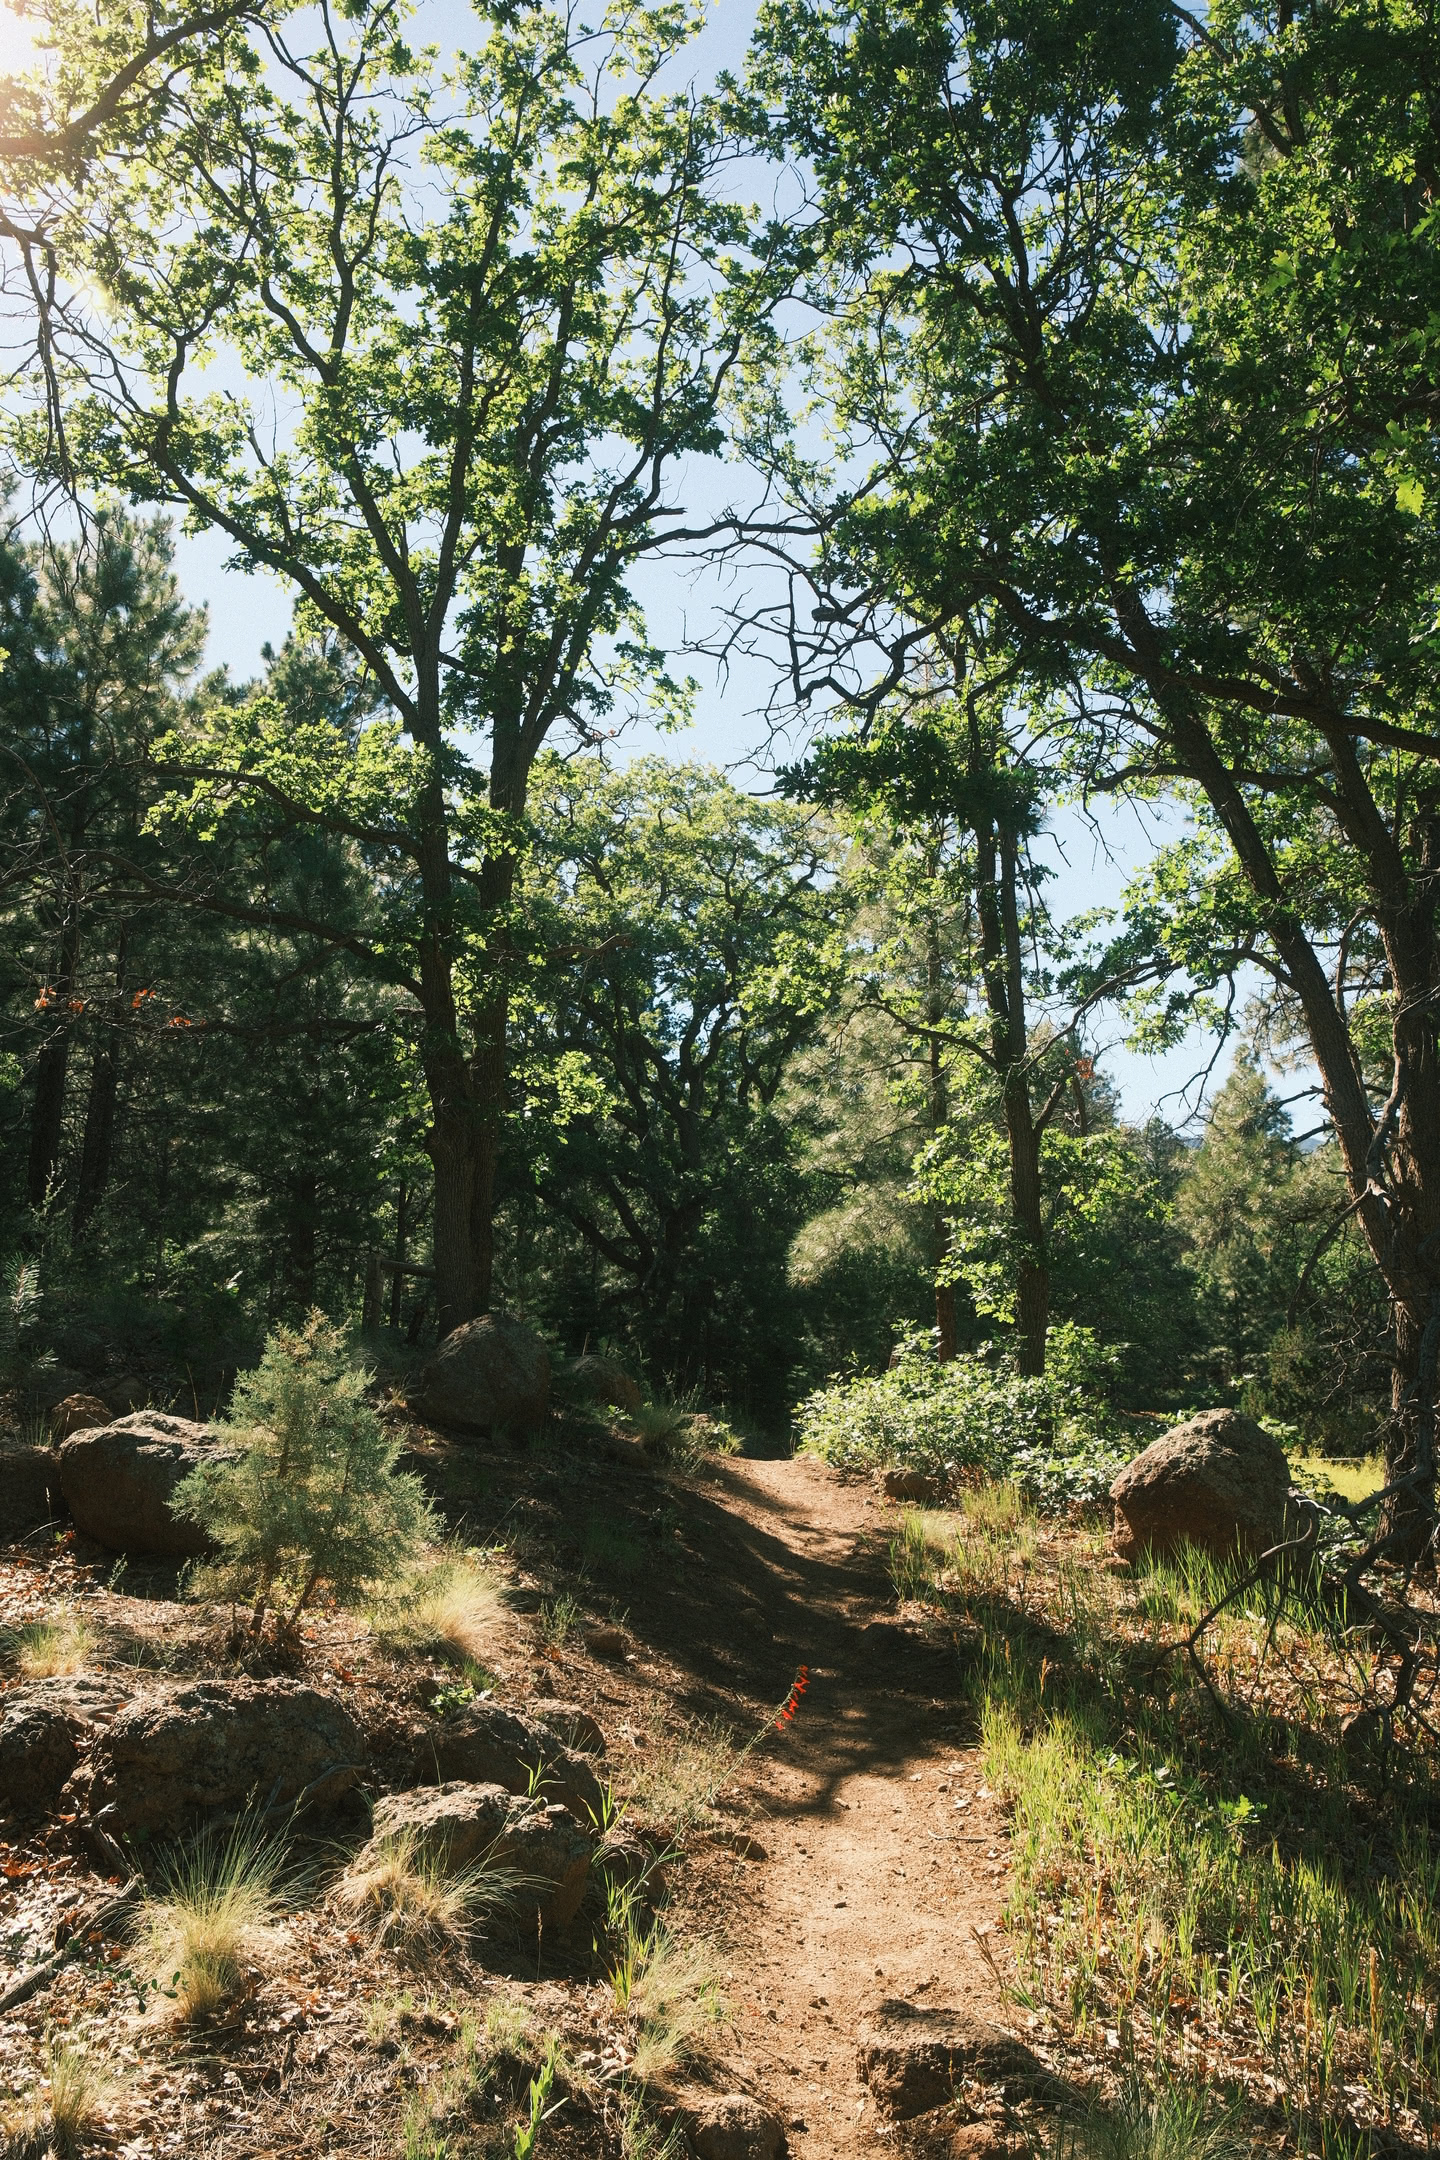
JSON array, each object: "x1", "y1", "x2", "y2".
[{"x1": 686, "y1": 1455, "x2": 1012, "y2": 2155}]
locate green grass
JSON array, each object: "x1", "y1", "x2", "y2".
[
  {"x1": 1291, "y1": 1453, "x2": 1386, "y2": 1506},
  {"x1": 912, "y1": 1485, "x2": 1440, "y2": 2151}
]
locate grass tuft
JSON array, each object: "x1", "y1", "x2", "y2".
[
  {"x1": 619, "y1": 1925, "x2": 729, "y2": 2081},
  {"x1": 0, "y1": 2039, "x2": 114, "y2": 2159},
  {"x1": 370, "y1": 1546, "x2": 502, "y2": 1663},
  {"x1": 1055, "y1": 2075, "x2": 1244, "y2": 2160},
  {"x1": 340, "y1": 1831, "x2": 531, "y2": 1958},
  {"x1": 141, "y1": 1814, "x2": 288, "y2": 2021},
  {"x1": 622, "y1": 1711, "x2": 744, "y2": 1838},
  {"x1": 1, "y1": 1607, "x2": 99, "y2": 1678}
]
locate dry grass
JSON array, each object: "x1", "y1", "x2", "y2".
[
  {"x1": 369, "y1": 1546, "x2": 502, "y2": 1663},
  {"x1": 0, "y1": 2039, "x2": 115, "y2": 2158},
  {"x1": 610, "y1": 1924, "x2": 728, "y2": 2081},
  {"x1": 141, "y1": 1816, "x2": 288, "y2": 2021},
  {"x1": 339, "y1": 1831, "x2": 532, "y2": 1959},
  {"x1": 1, "y1": 1606, "x2": 99, "y2": 1678},
  {"x1": 621, "y1": 1710, "x2": 744, "y2": 1838}
]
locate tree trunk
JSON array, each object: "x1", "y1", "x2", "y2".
[
  {"x1": 282, "y1": 1170, "x2": 319, "y2": 1315},
  {"x1": 975, "y1": 816, "x2": 1051, "y2": 1376},
  {"x1": 469, "y1": 722, "x2": 525, "y2": 1312},
  {"x1": 27, "y1": 929, "x2": 82, "y2": 1210},
  {"x1": 388, "y1": 1181, "x2": 409, "y2": 1330},
  {"x1": 926, "y1": 907, "x2": 957, "y2": 1361},
  {"x1": 73, "y1": 934, "x2": 128, "y2": 1239}
]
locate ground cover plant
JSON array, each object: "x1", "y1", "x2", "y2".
[{"x1": 888, "y1": 1485, "x2": 1440, "y2": 2154}]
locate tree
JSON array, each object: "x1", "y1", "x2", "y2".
[
  {"x1": 0, "y1": 510, "x2": 205, "y2": 1221},
  {"x1": 507, "y1": 753, "x2": 844, "y2": 1412},
  {"x1": 789, "y1": 696, "x2": 1150, "y2": 1373},
  {"x1": 173, "y1": 1311, "x2": 437, "y2": 1633},
  {"x1": 753, "y1": 0, "x2": 1440, "y2": 1545},
  {"x1": 22, "y1": 0, "x2": 787, "y2": 1334}
]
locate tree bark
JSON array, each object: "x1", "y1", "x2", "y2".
[
  {"x1": 26, "y1": 907, "x2": 82, "y2": 1211},
  {"x1": 73, "y1": 933, "x2": 129, "y2": 1238},
  {"x1": 975, "y1": 816, "x2": 1050, "y2": 1375}
]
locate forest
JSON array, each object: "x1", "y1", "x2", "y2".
[{"x1": 0, "y1": 3, "x2": 1437, "y2": 2159}]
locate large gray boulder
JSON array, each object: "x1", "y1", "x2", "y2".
[
  {"x1": 416, "y1": 1701, "x2": 603, "y2": 1823},
  {"x1": 857, "y1": 2001, "x2": 1045, "y2": 2118},
  {"x1": 359, "y1": 1781, "x2": 594, "y2": 1928},
  {"x1": 0, "y1": 1674, "x2": 134, "y2": 1816},
  {"x1": 63, "y1": 1677, "x2": 364, "y2": 1834},
  {"x1": 57, "y1": 1412, "x2": 234, "y2": 1555},
  {"x1": 1110, "y1": 1408, "x2": 1291, "y2": 1565},
  {"x1": 414, "y1": 1314, "x2": 550, "y2": 1433}
]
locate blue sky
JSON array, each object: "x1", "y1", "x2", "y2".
[{"x1": 160, "y1": 0, "x2": 1244, "y2": 1129}]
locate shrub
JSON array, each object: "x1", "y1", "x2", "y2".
[
  {"x1": 173, "y1": 1312, "x2": 438, "y2": 1632},
  {"x1": 794, "y1": 1324, "x2": 1125, "y2": 1506}
]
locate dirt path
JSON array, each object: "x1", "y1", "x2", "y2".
[{"x1": 683, "y1": 1456, "x2": 1013, "y2": 2155}]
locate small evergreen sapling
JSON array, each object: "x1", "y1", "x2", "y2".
[{"x1": 174, "y1": 1313, "x2": 437, "y2": 1633}]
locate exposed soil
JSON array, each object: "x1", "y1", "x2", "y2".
[
  {"x1": 656, "y1": 1454, "x2": 1014, "y2": 2155},
  {"x1": 0, "y1": 1429, "x2": 1027, "y2": 2156}
]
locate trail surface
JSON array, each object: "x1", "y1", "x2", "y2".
[{"x1": 676, "y1": 1456, "x2": 1013, "y2": 2156}]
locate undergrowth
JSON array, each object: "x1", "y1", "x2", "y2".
[{"x1": 899, "y1": 1484, "x2": 1440, "y2": 2152}]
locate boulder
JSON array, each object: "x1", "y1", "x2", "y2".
[
  {"x1": 63, "y1": 1677, "x2": 364, "y2": 1834},
  {"x1": 417, "y1": 1701, "x2": 603, "y2": 1822},
  {"x1": 584, "y1": 1624, "x2": 628, "y2": 1659},
  {"x1": 684, "y1": 2094, "x2": 786, "y2": 2160},
  {"x1": 563, "y1": 1354, "x2": 643, "y2": 1417},
  {"x1": 0, "y1": 1445, "x2": 61, "y2": 1542},
  {"x1": 48, "y1": 1393, "x2": 111, "y2": 1443},
  {"x1": 1110, "y1": 1409, "x2": 1291, "y2": 1565},
  {"x1": 414, "y1": 1314, "x2": 550, "y2": 1434},
  {"x1": 857, "y1": 2002, "x2": 1045, "y2": 2119},
  {"x1": 57, "y1": 1412, "x2": 234, "y2": 1556},
  {"x1": 0, "y1": 1674, "x2": 134, "y2": 1815},
  {"x1": 594, "y1": 1830, "x2": 667, "y2": 1917},
  {"x1": 361, "y1": 1781, "x2": 594, "y2": 1928},
  {"x1": 528, "y1": 1697, "x2": 606, "y2": 1755},
  {"x1": 883, "y1": 1467, "x2": 947, "y2": 1505}
]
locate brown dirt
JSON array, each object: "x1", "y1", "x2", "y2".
[
  {"x1": 0, "y1": 1436, "x2": 1020, "y2": 2157},
  {"x1": 655, "y1": 1455, "x2": 1014, "y2": 2155}
]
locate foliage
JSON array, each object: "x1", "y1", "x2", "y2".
[
  {"x1": 795, "y1": 1327, "x2": 1122, "y2": 1499},
  {"x1": 174, "y1": 1313, "x2": 437, "y2": 1629},
  {"x1": 893, "y1": 1495, "x2": 1440, "y2": 2145}
]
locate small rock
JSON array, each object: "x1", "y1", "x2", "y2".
[
  {"x1": 595, "y1": 1830, "x2": 667, "y2": 1917},
  {"x1": 0, "y1": 1675, "x2": 133, "y2": 1816},
  {"x1": 857, "y1": 2001, "x2": 1046, "y2": 2119},
  {"x1": 64, "y1": 1677, "x2": 364, "y2": 1833},
  {"x1": 417, "y1": 1701, "x2": 603, "y2": 1822},
  {"x1": 883, "y1": 1468, "x2": 947, "y2": 1504},
  {"x1": 528, "y1": 1697, "x2": 606, "y2": 1754},
  {"x1": 414, "y1": 1313, "x2": 550, "y2": 1434},
  {"x1": 584, "y1": 1625, "x2": 628, "y2": 1659},
  {"x1": 1110, "y1": 1408, "x2": 1291, "y2": 1565},
  {"x1": 942, "y1": 2126, "x2": 1025, "y2": 2159},
  {"x1": 685, "y1": 2093, "x2": 786, "y2": 2160},
  {"x1": 48, "y1": 1393, "x2": 112, "y2": 1443},
  {"x1": 361, "y1": 1781, "x2": 594, "y2": 1927},
  {"x1": 57, "y1": 1412, "x2": 235, "y2": 1556},
  {"x1": 726, "y1": 1833, "x2": 768, "y2": 1861}
]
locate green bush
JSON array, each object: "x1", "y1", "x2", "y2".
[
  {"x1": 794, "y1": 1324, "x2": 1127, "y2": 1508},
  {"x1": 173, "y1": 1312, "x2": 437, "y2": 1632}
]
